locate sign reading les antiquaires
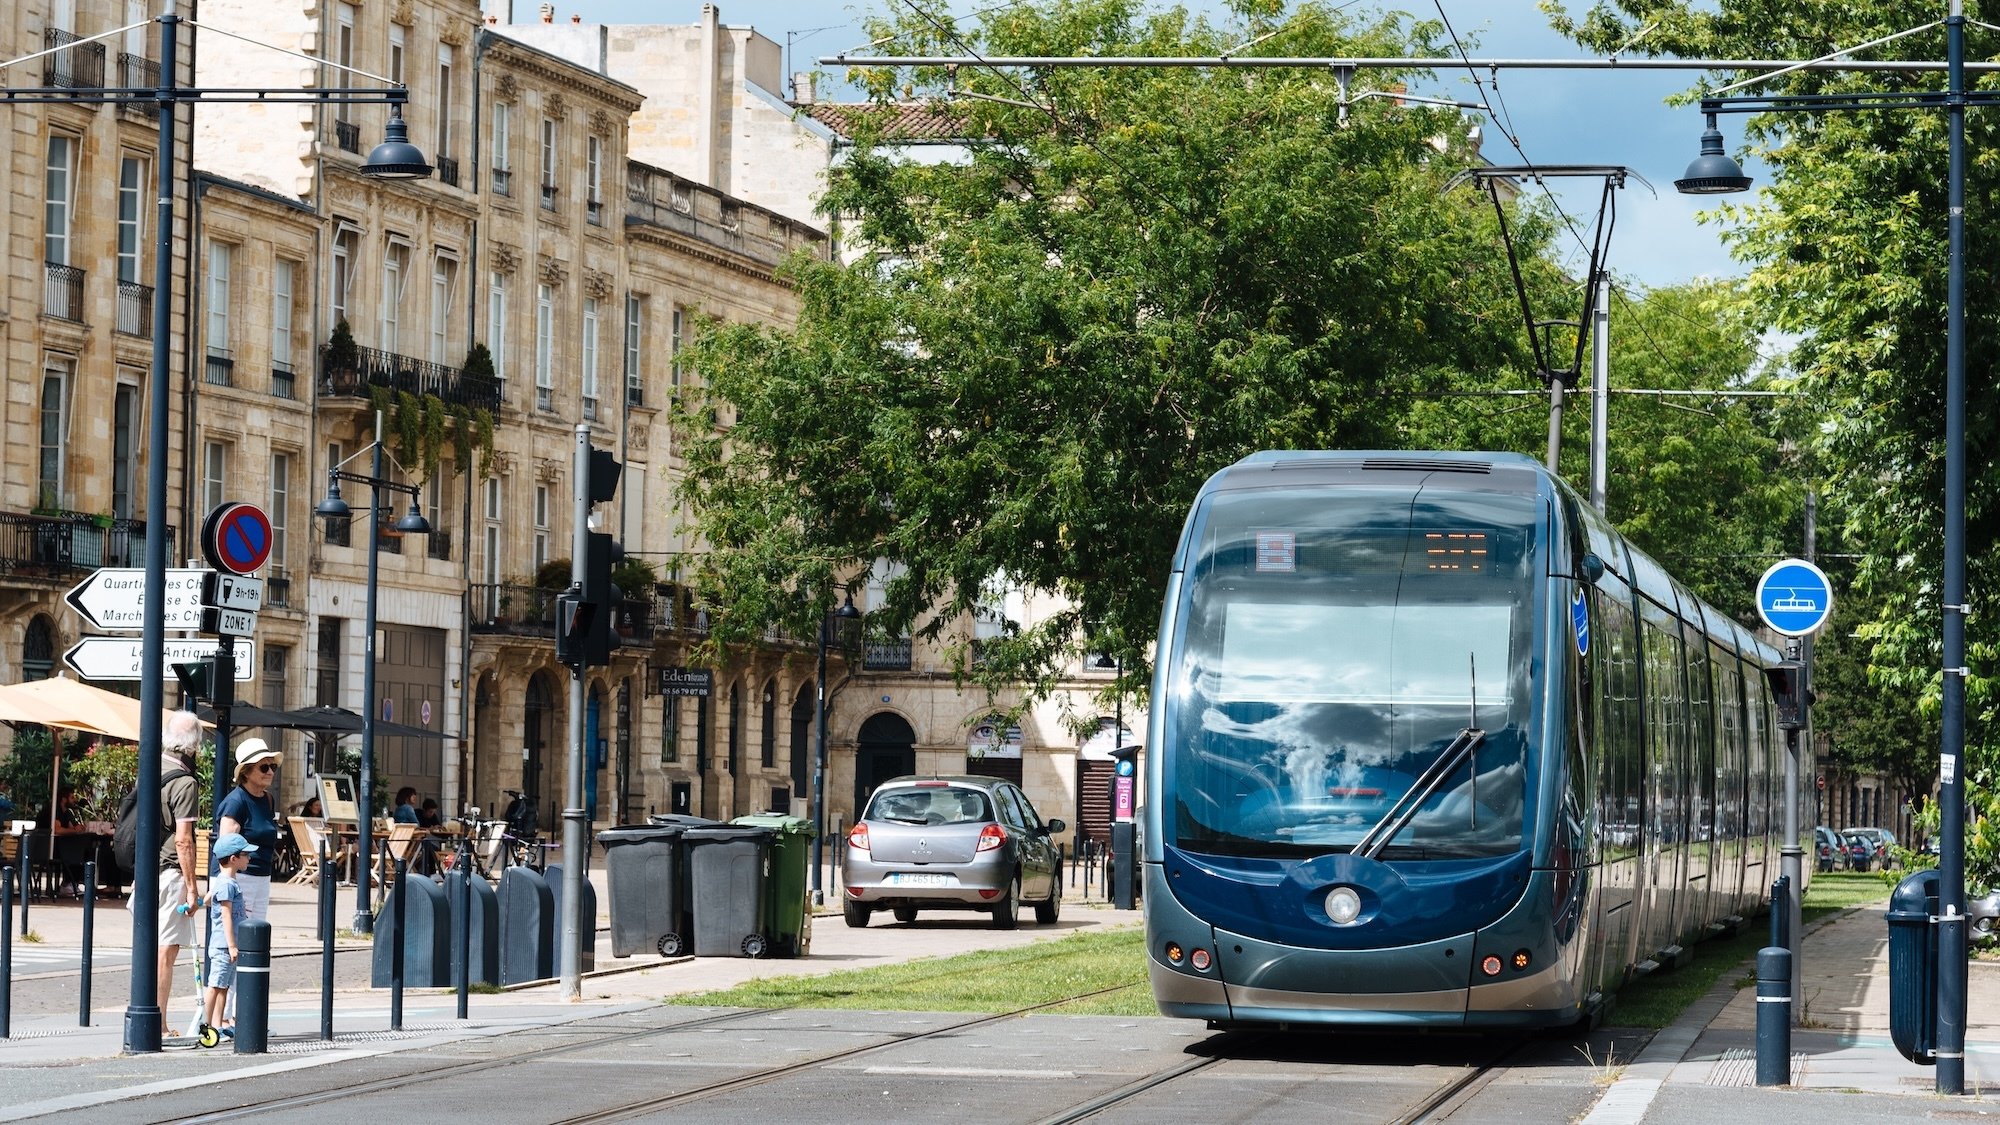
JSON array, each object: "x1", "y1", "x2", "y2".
[{"x1": 657, "y1": 667, "x2": 714, "y2": 698}]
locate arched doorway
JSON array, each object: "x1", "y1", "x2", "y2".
[
  {"x1": 853, "y1": 712, "x2": 916, "y2": 816},
  {"x1": 22, "y1": 615, "x2": 55, "y2": 681},
  {"x1": 523, "y1": 672, "x2": 556, "y2": 832},
  {"x1": 789, "y1": 682, "x2": 814, "y2": 809}
]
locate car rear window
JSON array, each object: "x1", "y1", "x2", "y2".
[{"x1": 868, "y1": 787, "x2": 993, "y2": 825}]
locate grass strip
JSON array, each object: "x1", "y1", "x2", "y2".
[{"x1": 665, "y1": 926, "x2": 1156, "y2": 1016}]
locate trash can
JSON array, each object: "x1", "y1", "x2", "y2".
[
  {"x1": 731, "y1": 814, "x2": 817, "y2": 957},
  {"x1": 684, "y1": 825, "x2": 772, "y2": 957},
  {"x1": 599, "y1": 824, "x2": 692, "y2": 958},
  {"x1": 648, "y1": 813, "x2": 718, "y2": 828},
  {"x1": 1886, "y1": 867, "x2": 1939, "y2": 1065}
]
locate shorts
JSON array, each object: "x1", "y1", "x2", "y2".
[
  {"x1": 205, "y1": 951, "x2": 236, "y2": 991},
  {"x1": 130, "y1": 867, "x2": 196, "y2": 949}
]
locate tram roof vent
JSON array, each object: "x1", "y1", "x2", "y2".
[{"x1": 1360, "y1": 457, "x2": 1492, "y2": 475}]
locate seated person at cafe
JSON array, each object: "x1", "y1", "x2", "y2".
[
  {"x1": 294, "y1": 795, "x2": 323, "y2": 820},
  {"x1": 392, "y1": 787, "x2": 421, "y2": 825},
  {"x1": 417, "y1": 798, "x2": 443, "y2": 828}
]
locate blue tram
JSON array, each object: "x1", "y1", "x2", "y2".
[{"x1": 1142, "y1": 451, "x2": 1800, "y2": 1028}]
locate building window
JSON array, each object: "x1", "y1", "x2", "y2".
[
  {"x1": 661, "y1": 695, "x2": 679, "y2": 763},
  {"x1": 205, "y1": 242, "x2": 233, "y2": 382},
  {"x1": 760, "y1": 679, "x2": 776, "y2": 768},
  {"x1": 324, "y1": 441, "x2": 350, "y2": 546},
  {"x1": 270, "y1": 451, "x2": 290, "y2": 571},
  {"x1": 388, "y1": 23, "x2": 404, "y2": 86},
  {"x1": 202, "y1": 440, "x2": 227, "y2": 515},
  {"x1": 670, "y1": 305, "x2": 685, "y2": 387},
  {"x1": 117, "y1": 155, "x2": 145, "y2": 283},
  {"x1": 586, "y1": 135, "x2": 602, "y2": 223},
  {"x1": 331, "y1": 224, "x2": 358, "y2": 328},
  {"x1": 581, "y1": 296, "x2": 599, "y2": 419},
  {"x1": 429, "y1": 254, "x2": 457, "y2": 366},
  {"x1": 381, "y1": 242, "x2": 409, "y2": 353},
  {"x1": 45, "y1": 135, "x2": 74, "y2": 265},
  {"x1": 38, "y1": 362, "x2": 69, "y2": 511},
  {"x1": 535, "y1": 282, "x2": 554, "y2": 410},
  {"x1": 261, "y1": 645, "x2": 290, "y2": 747},
  {"x1": 491, "y1": 103, "x2": 512, "y2": 196},
  {"x1": 533, "y1": 484, "x2": 550, "y2": 570},
  {"x1": 540, "y1": 117, "x2": 557, "y2": 208},
  {"x1": 624, "y1": 293, "x2": 643, "y2": 406},
  {"x1": 112, "y1": 381, "x2": 138, "y2": 520},
  {"x1": 435, "y1": 43, "x2": 454, "y2": 164},
  {"x1": 334, "y1": 4, "x2": 356, "y2": 128},
  {"x1": 487, "y1": 270, "x2": 507, "y2": 383},
  {"x1": 482, "y1": 477, "x2": 502, "y2": 614},
  {"x1": 272, "y1": 259, "x2": 297, "y2": 396}
]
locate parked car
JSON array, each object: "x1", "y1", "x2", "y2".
[
  {"x1": 1850, "y1": 826, "x2": 1900, "y2": 869},
  {"x1": 1843, "y1": 831, "x2": 1880, "y2": 871},
  {"x1": 1815, "y1": 826, "x2": 1843, "y2": 873},
  {"x1": 843, "y1": 775, "x2": 1066, "y2": 930}
]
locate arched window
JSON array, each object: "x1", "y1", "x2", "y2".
[
  {"x1": 23, "y1": 615, "x2": 56, "y2": 681},
  {"x1": 760, "y1": 678, "x2": 777, "y2": 768}
]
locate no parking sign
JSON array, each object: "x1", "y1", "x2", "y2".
[{"x1": 201, "y1": 502, "x2": 273, "y2": 576}]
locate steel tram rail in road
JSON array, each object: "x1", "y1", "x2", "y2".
[{"x1": 1144, "y1": 451, "x2": 1801, "y2": 1029}]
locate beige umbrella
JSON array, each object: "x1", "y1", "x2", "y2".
[{"x1": 0, "y1": 674, "x2": 146, "y2": 741}]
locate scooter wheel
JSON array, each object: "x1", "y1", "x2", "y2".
[{"x1": 197, "y1": 1024, "x2": 221, "y2": 1049}]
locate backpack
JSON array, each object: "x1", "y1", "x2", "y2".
[{"x1": 112, "y1": 767, "x2": 191, "y2": 879}]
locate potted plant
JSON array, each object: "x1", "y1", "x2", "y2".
[
  {"x1": 494, "y1": 590, "x2": 514, "y2": 628},
  {"x1": 324, "y1": 318, "x2": 361, "y2": 392},
  {"x1": 611, "y1": 558, "x2": 658, "y2": 634}
]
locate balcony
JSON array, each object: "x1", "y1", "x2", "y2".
[
  {"x1": 266, "y1": 568, "x2": 292, "y2": 607},
  {"x1": 117, "y1": 53, "x2": 157, "y2": 115},
  {"x1": 470, "y1": 583, "x2": 560, "y2": 635},
  {"x1": 587, "y1": 197, "x2": 603, "y2": 225},
  {"x1": 334, "y1": 120, "x2": 360, "y2": 153},
  {"x1": 864, "y1": 639, "x2": 914, "y2": 671},
  {"x1": 271, "y1": 361, "x2": 296, "y2": 400},
  {"x1": 437, "y1": 156, "x2": 460, "y2": 187},
  {"x1": 492, "y1": 168, "x2": 512, "y2": 197},
  {"x1": 43, "y1": 28, "x2": 105, "y2": 89},
  {"x1": 117, "y1": 281, "x2": 152, "y2": 337},
  {"x1": 0, "y1": 510, "x2": 172, "y2": 580},
  {"x1": 626, "y1": 162, "x2": 830, "y2": 269},
  {"x1": 541, "y1": 183, "x2": 557, "y2": 210},
  {"x1": 320, "y1": 342, "x2": 500, "y2": 411},
  {"x1": 204, "y1": 348, "x2": 234, "y2": 387},
  {"x1": 44, "y1": 263, "x2": 84, "y2": 322}
]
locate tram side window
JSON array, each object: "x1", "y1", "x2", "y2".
[
  {"x1": 1713, "y1": 651, "x2": 1744, "y2": 847},
  {"x1": 1684, "y1": 627, "x2": 1716, "y2": 846},
  {"x1": 1595, "y1": 586, "x2": 1643, "y2": 859},
  {"x1": 1641, "y1": 609, "x2": 1686, "y2": 846},
  {"x1": 1744, "y1": 662, "x2": 1770, "y2": 839}
]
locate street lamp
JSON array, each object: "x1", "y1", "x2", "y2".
[
  {"x1": 314, "y1": 411, "x2": 431, "y2": 934},
  {"x1": 0, "y1": 1, "x2": 425, "y2": 1053},
  {"x1": 810, "y1": 588, "x2": 860, "y2": 905},
  {"x1": 1677, "y1": 5, "x2": 1990, "y2": 1094}
]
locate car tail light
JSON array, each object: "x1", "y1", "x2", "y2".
[
  {"x1": 976, "y1": 824, "x2": 1007, "y2": 852},
  {"x1": 847, "y1": 823, "x2": 870, "y2": 853}
]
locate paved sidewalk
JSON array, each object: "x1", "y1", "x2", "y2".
[{"x1": 1583, "y1": 896, "x2": 2000, "y2": 1123}]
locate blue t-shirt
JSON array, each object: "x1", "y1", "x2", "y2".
[
  {"x1": 207, "y1": 874, "x2": 246, "y2": 957},
  {"x1": 394, "y1": 804, "x2": 420, "y2": 825},
  {"x1": 217, "y1": 788, "x2": 280, "y2": 877}
]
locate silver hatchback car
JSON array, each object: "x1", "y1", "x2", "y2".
[{"x1": 843, "y1": 775, "x2": 1066, "y2": 929}]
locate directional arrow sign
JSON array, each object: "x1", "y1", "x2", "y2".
[
  {"x1": 65, "y1": 568, "x2": 209, "y2": 632},
  {"x1": 65, "y1": 636, "x2": 254, "y2": 682}
]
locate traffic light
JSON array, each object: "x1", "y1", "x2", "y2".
[
  {"x1": 588, "y1": 447, "x2": 622, "y2": 504},
  {"x1": 559, "y1": 444, "x2": 625, "y2": 671},
  {"x1": 1765, "y1": 660, "x2": 1810, "y2": 731},
  {"x1": 173, "y1": 658, "x2": 216, "y2": 704}
]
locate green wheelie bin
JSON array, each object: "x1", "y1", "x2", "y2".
[{"x1": 730, "y1": 813, "x2": 817, "y2": 957}]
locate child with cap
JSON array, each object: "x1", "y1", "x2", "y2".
[{"x1": 200, "y1": 832, "x2": 257, "y2": 1047}]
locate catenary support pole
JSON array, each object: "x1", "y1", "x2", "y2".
[
  {"x1": 79, "y1": 862, "x2": 96, "y2": 1025},
  {"x1": 1590, "y1": 271, "x2": 1610, "y2": 512},
  {"x1": 561, "y1": 425, "x2": 590, "y2": 1001},
  {"x1": 1938, "y1": 0, "x2": 1971, "y2": 1096},
  {"x1": 355, "y1": 412, "x2": 385, "y2": 934}
]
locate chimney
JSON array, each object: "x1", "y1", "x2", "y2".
[
  {"x1": 793, "y1": 72, "x2": 814, "y2": 104},
  {"x1": 539, "y1": 3, "x2": 554, "y2": 22}
]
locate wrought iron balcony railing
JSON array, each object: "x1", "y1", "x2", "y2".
[
  {"x1": 204, "y1": 348, "x2": 234, "y2": 386},
  {"x1": 116, "y1": 52, "x2": 156, "y2": 114},
  {"x1": 43, "y1": 28, "x2": 105, "y2": 89},
  {"x1": 334, "y1": 120, "x2": 360, "y2": 153},
  {"x1": 271, "y1": 361, "x2": 296, "y2": 400},
  {"x1": 319, "y1": 342, "x2": 499, "y2": 411},
  {"x1": 491, "y1": 167, "x2": 512, "y2": 197},
  {"x1": 864, "y1": 639, "x2": 914, "y2": 671},
  {"x1": 44, "y1": 262, "x2": 83, "y2": 322},
  {"x1": 0, "y1": 510, "x2": 171, "y2": 578},
  {"x1": 437, "y1": 156, "x2": 460, "y2": 187},
  {"x1": 117, "y1": 281, "x2": 152, "y2": 337}
]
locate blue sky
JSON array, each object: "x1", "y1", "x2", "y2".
[{"x1": 560, "y1": 0, "x2": 1752, "y2": 290}]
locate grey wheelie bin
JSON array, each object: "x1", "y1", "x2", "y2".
[
  {"x1": 730, "y1": 814, "x2": 816, "y2": 957},
  {"x1": 683, "y1": 824, "x2": 773, "y2": 957},
  {"x1": 599, "y1": 824, "x2": 692, "y2": 958}
]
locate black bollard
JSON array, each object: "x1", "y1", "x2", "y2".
[
  {"x1": 390, "y1": 857, "x2": 407, "y2": 1032},
  {"x1": 455, "y1": 843, "x2": 471, "y2": 1020},
  {"x1": 17, "y1": 842, "x2": 29, "y2": 936},
  {"x1": 2, "y1": 870, "x2": 12, "y2": 1038},
  {"x1": 234, "y1": 919, "x2": 270, "y2": 1054},
  {"x1": 79, "y1": 861, "x2": 96, "y2": 1026},
  {"x1": 1756, "y1": 945, "x2": 1793, "y2": 1086},
  {"x1": 319, "y1": 838, "x2": 334, "y2": 1042},
  {"x1": 1770, "y1": 876, "x2": 1790, "y2": 948}
]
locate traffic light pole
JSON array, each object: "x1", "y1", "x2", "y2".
[{"x1": 560, "y1": 425, "x2": 589, "y2": 1001}]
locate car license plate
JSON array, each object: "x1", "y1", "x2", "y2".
[{"x1": 888, "y1": 873, "x2": 953, "y2": 887}]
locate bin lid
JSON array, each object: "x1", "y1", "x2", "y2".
[
  {"x1": 730, "y1": 813, "x2": 817, "y2": 838},
  {"x1": 683, "y1": 825, "x2": 775, "y2": 843},
  {"x1": 647, "y1": 813, "x2": 719, "y2": 827},
  {"x1": 599, "y1": 824, "x2": 690, "y2": 843},
  {"x1": 1887, "y1": 867, "x2": 1940, "y2": 917}
]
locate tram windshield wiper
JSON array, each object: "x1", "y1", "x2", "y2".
[{"x1": 1351, "y1": 726, "x2": 1485, "y2": 860}]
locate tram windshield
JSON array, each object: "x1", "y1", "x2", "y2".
[{"x1": 1167, "y1": 484, "x2": 1538, "y2": 860}]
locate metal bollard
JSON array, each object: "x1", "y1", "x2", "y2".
[
  {"x1": 1756, "y1": 945, "x2": 1793, "y2": 1086},
  {"x1": 1771, "y1": 876, "x2": 1791, "y2": 948},
  {"x1": 17, "y1": 843, "x2": 29, "y2": 936},
  {"x1": 455, "y1": 846, "x2": 471, "y2": 1020},
  {"x1": 79, "y1": 861, "x2": 96, "y2": 1026},
  {"x1": 390, "y1": 857, "x2": 407, "y2": 1032},
  {"x1": 319, "y1": 837, "x2": 335, "y2": 1042},
  {"x1": 2, "y1": 870, "x2": 13, "y2": 1038},
  {"x1": 234, "y1": 919, "x2": 271, "y2": 1054}
]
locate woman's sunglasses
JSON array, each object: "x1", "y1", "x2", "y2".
[{"x1": 254, "y1": 762, "x2": 278, "y2": 773}]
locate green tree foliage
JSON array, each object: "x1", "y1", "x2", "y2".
[
  {"x1": 1545, "y1": 2, "x2": 2000, "y2": 771},
  {"x1": 671, "y1": 0, "x2": 1560, "y2": 695}
]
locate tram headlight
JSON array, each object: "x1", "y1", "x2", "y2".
[
  {"x1": 1165, "y1": 941, "x2": 1184, "y2": 965},
  {"x1": 1324, "y1": 886, "x2": 1363, "y2": 926}
]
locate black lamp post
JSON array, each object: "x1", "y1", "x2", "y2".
[
  {"x1": 0, "y1": 1, "x2": 428, "y2": 1053},
  {"x1": 315, "y1": 413, "x2": 432, "y2": 933},
  {"x1": 1677, "y1": 5, "x2": 1989, "y2": 1095},
  {"x1": 810, "y1": 589, "x2": 860, "y2": 905}
]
